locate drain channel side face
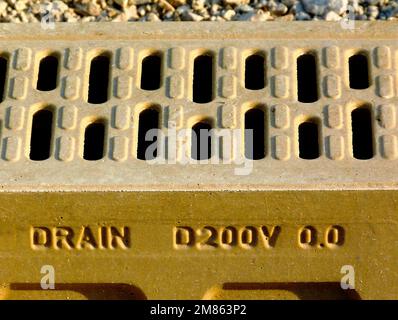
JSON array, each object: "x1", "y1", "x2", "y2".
[{"x1": 0, "y1": 23, "x2": 397, "y2": 300}]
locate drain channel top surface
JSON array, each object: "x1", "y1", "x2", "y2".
[
  {"x1": 0, "y1": 22, "x2": 397, "y2": 191},
  {"x1": 1, "y1": 22, "x2": 398, "y2": 300}
]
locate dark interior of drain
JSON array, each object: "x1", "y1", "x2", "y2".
[
  {"x1": 351, "y1": 107, "x2": 373, "y2": 159},
  {"x1": 297, "y1": 53, "x2": 318, "y2": 103},
  {"x1": 193, "y1": 54, "x2": 213, "y2": 104},
  {"x1": 140, "y1": 54, "x2": 161, "y2": 90},
  {"x1": 30, "y1": 109, "x2": 53, "y2": 161},
  {"x1": 137, "y1": 108, "x2": 159, "y2": 160},
  {"x1": 0, "y1": 56, "x2": 8, "y2": 102},
  {"x1": 349, "y1": 53, "x2": 370, "y2": 89},
  {"x1": 191, "y1": 121, "x2": 212, "y2": 160},
  {"x1": 36, "y1": 55, "x2": 58, "y2": 91},
  {"x1": 298, "y1": 120, "x2": 320, "y2": 159},
  {"x1": 83, "y1": 121, "x2": 105, "y2": 160},
  {"x1": 245, "y1": 54, "x2": 265, "y2": 90},
  {"x1": 245, "y1": 108, "x2": 265, "y2": 160},
  {"x1": 88, "y1": 55, "x2": 110, "y2": 104}
]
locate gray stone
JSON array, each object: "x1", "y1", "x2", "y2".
[
  {"x1": 282, "y1": 0, "x2": 296, "y2": 7},
  {"x1": 363, "y1": 0, "x2": 379, "y2": 5},
  {"x1": 296, "y1": 10, "x2": 312, "y2": 19},
  {"x1": 293, "y1": 2, "x2": 306, "y2": 14},
  {"x1": 236, "y1": 10, "x2": 272, "y2": 20},
  {"x1": 176, "y1": 4, "x2": 190, "y2": 14},
  {"x1": 53, "y1": 0, "x2": 69, "y2": 13},
  {"x1": 301, "y1": 0, "x2": 348, "y2": 16},
  {"x1": 270, "y1": 2, "x2": 288, "y2": 15},
  {"x1": 181, "y1": 10, "x2": 204, "y2": 20},
  {"x1": 146, "y1": 12, "x2": 161, "y2": 20},
  {"x1": 236, "y1": 4, "x2": 255, "y2": 12}
]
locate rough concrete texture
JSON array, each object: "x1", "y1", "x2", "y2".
[{"x1": 0, "y1": 0, "x2": 396, "y2": 22}]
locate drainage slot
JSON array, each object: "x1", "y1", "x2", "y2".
[
  {"x1": 36, "y1": 55, "x2": 58, "y2": 91},
  {"x1": 0, "y1": 56, "x2": 8, "y2": 102},
  {"x1": 351, "y1": 107, "x2": 373, "y2": 159},
  {"x1": 193, "y1": 54, "x2": 213, "y2": 104},
  {"x1": 140, "y1": 53, "x2": 161, "y2": 90},
  {"x1": 298, "y1": 120, "x2": 320, "y2": 159},
  {"x1": 349, "y1": 53, "x2": 370, "y2": 89},
  {"x1": 137, "y1": 108, "x2": 159, "y2": 160},
  {"x1": 297, "y1": 53, "x2": 318, "y2": 103},
  {"x1": 245, "y1": 108, "x2": 265, "y2": 160},
  {"x1": 83, "y1": 121, "x2": 105, "y2": 161},
  {"x1": 191, "y1": 121, "x2": 212, "y2": 160},
  {"x1": 29, "y1": 109, "x2": 53, "y2": 161},
  {"x1": 88, "y1": 55, "x2": 110, "y2": 104},
  {"x1": 245, "y1": 54, "x2": 265, "y2": 90}
]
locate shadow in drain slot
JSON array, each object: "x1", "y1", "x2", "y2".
[
  {"x1": 3, "y1": 283, "x2": 146, "y2": 300},
  {"x1": 204, "y1": 282, "x2": 360, "y2": 300}
]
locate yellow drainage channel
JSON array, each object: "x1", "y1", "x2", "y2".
[{"x1": 0, "y1": 22, "x2": 397, "y2": 299}]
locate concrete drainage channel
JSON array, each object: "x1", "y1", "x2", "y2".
[{"x1": 0, "y1": 22, "x2": 397, "y2": 299}]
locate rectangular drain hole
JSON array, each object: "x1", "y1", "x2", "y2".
[
  {"x1": 0, "y1": 55, "x2": 8, "y2": 102},
  {"x1": 29, "y1": 108, "x2": 54, "y2": 161},
  {"x1": 245, "y1": 107, "x2": 266, "y2": 160},
  {"x1": 349, "y1": 52, "x2": 370, "y2": 89},
  {"x1": 88, "y1": 54, "x2": 110, "y2": 104},
  {"x1": 245, "y1": 53, "x2": 266, "y2": 90},
  {"x1": 83, "y1": 121, "x2": 106, "y2": 161},
  {"x1": 298, "y1": 119, "x2": 320, "y2": 159},
  {"x1": 36, "y1": 54, "x2": 59, "y2": 91},
  {"x1": 351, "y1": 106, "x2": 374, "y2": 159},
  {"x1": 191, "y1": 120, "x2": 212, "y2": 160},
  {"x1": 193, "y1": 53, "x2": 214, "y2": 104},
  {"x1": 140, "y1": 52, "x2": 162, "y2": 90},
  {"x1": 297, "y1": 53, "x2": 319, "y2": 103},
  {"x1": 137, "y1": 107, "x2": 159, "y2": 160}
]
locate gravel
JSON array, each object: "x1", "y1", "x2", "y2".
[{"x1": 0, "y1": 0, "x2": 396, "y2": 22}]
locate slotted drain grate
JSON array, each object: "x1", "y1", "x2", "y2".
[
  {"x1": 1, "y1": 22, "x2": 398, "y2": 300},
  {"x1": 0, "y1": 22, "x2": 396, "y2": 190}
]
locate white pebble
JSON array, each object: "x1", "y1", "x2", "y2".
[
  {"x1": 222, "y1": 8, "x2": 236, "y2": 19},
  {"x1": 325, "y1": 10, "x2": 341, "y2": 20}
]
